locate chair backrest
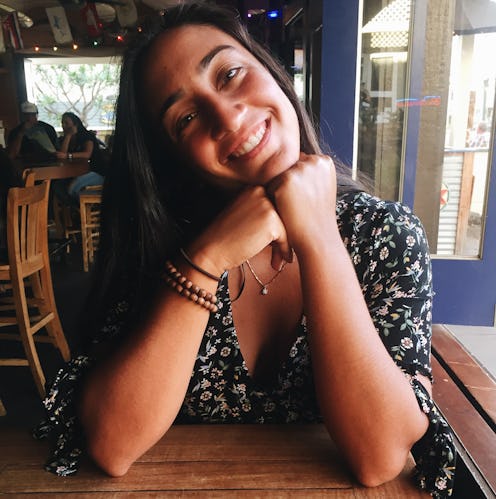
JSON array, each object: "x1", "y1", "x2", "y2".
[
  {"x1": 22, "y1": 169, "x2": 36, "y2": 187},
  {"x1": 6, "y1": 182, "x2": 50, "y2": 273}
]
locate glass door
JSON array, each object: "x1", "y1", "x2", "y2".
[{"x1": 321, "y1": 0, "x2": 496, "y2": 326}]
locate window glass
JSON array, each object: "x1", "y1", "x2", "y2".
[
  {"x1": 356, "y1": 0, "x2": 413, "y2": 201},
  {"x1": 412, "y1": 0, "x2": 495, "y2": 257},
  {"x1": 24, "y1": 57, "x2": 120, "y2": 145}
]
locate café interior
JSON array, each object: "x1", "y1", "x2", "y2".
[{"x1": 0, "y1": 0, "x2": 495, "y2": 497}]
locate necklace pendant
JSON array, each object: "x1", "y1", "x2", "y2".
[{"x1": 261, "y1": 286, "x2": 268, "y2": 295}]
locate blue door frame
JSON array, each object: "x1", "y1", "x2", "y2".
[{"x1": 320, "y1": 0, "x2": 496, "y2": 326}]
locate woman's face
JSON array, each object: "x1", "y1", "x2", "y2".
[
  {"x1": 61, "y1": 116, "x2": 75, "y2": 133},
  {"x1": 142, "y1": 25, "x2": 300, "y2": 190}
]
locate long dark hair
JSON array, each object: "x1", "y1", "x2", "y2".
[{"x1": 86, "y1": 1, "x2": 362, "y2": 333}]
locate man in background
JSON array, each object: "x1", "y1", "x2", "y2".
[{"x1": 7, "y1": 101, "x2": 58, "y2": 164}]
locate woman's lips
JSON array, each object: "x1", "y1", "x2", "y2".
[{"x1": 229, "y1": 121, "x2": 268, "y2": 159}]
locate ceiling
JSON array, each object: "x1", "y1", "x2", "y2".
[
  {"x1": 0, "y1": 0, "x2": 290, "y2": 56},
  {"x1": 0, "y1": 1, "x2": 282, "y2": 55},
  {"x1": 0, "y1": 1, "x2": 227, "y2": 54}
]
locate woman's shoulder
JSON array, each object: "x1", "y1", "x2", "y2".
[
  {"x1": 337, "y1": 190, "x2": 420, "y2": 226},
  {"x1": 336, "y1": 190, "x2": 428, "y2": 247},
  {"x1": 77, "y1": 128, "x2": 96, "y2": 142}
]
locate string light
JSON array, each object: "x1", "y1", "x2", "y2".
[
  {"x1": 53, "y1": 46, "x2": 58, "y2": 51},
  {"x1": 72, "y1": 43, "x2": 78, "y2": 50},
  {"x1": 34, "y1": 45, "x2": 40, "y2": 52}
]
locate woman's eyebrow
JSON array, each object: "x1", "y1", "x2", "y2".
[
  {"x1": 198, "y1": 44, "x2": 234, "y2": 71},
  {"x1": 158, "y1": 90, "x2": 183, "y2": 122},
  {"x1": 158, "y1": 45, "x2": 236, "y2": 122}
]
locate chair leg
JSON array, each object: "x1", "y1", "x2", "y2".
[
  {"x1": 27, "y1": 271, "x2": 71, "y2": 361},
  {"x1": 20, "y1": 330, "x2": 47, "y2": 398},
  {"x1": 0, "y1": 397, "x2": 6, "y2": 416},
  {"x1": 52, "y1": 195, "x2": 65, "y2": 239},
  {"x1": 81, "y1": 202, "x2": 89, "y2": 272},
  {"x1": 11, "y1": 274, "x2": 47, "y2": 398},
  {"x1": 31, "y1": 269, "x2": 71, "y2": 361}
]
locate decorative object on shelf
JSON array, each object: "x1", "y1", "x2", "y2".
[
  {"x1": 3, "y1": 11, "x2": 23, "y2": 49},
  {"x1": 46, "y1": 6, "x2": 73, "y2": 45},
  {"x1": 0, "y1": 3, "x2": 32, "y2": 29},
  {"x1": 115, "y1": 0, "x2": 138, "y2": 28},
  {"x1": 80, "y1": 2, "x2": 103, "y2": 38}
]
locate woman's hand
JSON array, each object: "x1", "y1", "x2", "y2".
[
  {"x1": 266, "y1": 153, "x2": 339, "y2": 253},
  {"x1": 63, "y1": 125, "x2": 78, "y2": 136},
  {"x1": 187, "y1": 186, "x2": 292, "y2": 275}
]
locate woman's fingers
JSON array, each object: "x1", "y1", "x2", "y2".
[
  {"x1": 270, "y1": 242, "x2": 293, "y2": 271},
  {"x1": 190, "y1": 186, "x2": 291, "y2": 272},
  {"x1": 265, "y1": 153, "x2": 339, "y2": 252}
]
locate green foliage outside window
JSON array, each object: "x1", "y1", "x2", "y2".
[{"x1": 27, "y1": 60, "x2": 120, "y2": 136}]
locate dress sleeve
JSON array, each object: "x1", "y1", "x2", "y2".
[
  {"x1": 362, "y1": 202, "x2": 433, "y2": 379},
  {"x1": 33, "y1": 300, "x2": 130, "y2": 476},
  {"x1": 356, "y1": 199, "x2": 456, "y2": 497}
]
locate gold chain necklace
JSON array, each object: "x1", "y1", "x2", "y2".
[{"x1": 245, "y1": 259, "x2": 287, "y2": 295}]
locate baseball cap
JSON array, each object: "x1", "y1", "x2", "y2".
[{"x1": 20, "y1": 101, "x2": 38, "y2": 114}]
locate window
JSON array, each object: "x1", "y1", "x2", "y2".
[{"x1": 24, "y1": 56, "x2": 120, "y2": 145}]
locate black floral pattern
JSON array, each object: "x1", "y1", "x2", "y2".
[{"x1": 35, "y1": 191, "x2": 455, "y2": 497}]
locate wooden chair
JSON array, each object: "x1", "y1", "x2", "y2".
[
  {"x1": 0, "y1": 182, "x2": 71, "y2": 398},
  {"x1": 79, "y1": 187, "x2": 102, "y2": 272},
  {"x1": 24, "y1": 168, "x2": 79, "y2": 252}
]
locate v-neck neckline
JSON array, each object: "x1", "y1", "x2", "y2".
[{"x1": 217, "y1": 272, "x2": 306, "y2": 390}]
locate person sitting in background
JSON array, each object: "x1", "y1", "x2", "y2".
[
  {"x1": 54, "y1": 112, "x2": 105, "y2": 205},
  {"x1": 7, "y1": 101, "x2": 58, "y2": 164},
  {"x1": 468, "y1": 122, "x2": 490, "y2": 148}
]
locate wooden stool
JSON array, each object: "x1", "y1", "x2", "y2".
[
  {"x1": 79, "y1": 187, "x2": 102, "y2": 272},
  {"x1": 0, "y1": 182, "x2": 71, "y2": 398}
]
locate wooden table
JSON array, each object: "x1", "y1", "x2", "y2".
[
  {"x1": 23, "y1": 159, "x2": 90, "y2": 183},
  {"x1": 0, "y1": 424, "x2": 428, "y2": 497}
]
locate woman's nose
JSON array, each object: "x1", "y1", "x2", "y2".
[{"x1": 209, "y1": 98, "x2": 247, "y2": 139}]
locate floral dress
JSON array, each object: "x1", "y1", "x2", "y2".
[{"x1": 35, "y1": 191, "x2": 456, "y2": 497}]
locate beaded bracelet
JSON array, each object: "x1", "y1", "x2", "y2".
[
  {"x1": 163, "y1": 260, "x2": 218, "y2": 313},
  {"x1": 179, "y1": 248, "x2": 221, "y2": 282}
]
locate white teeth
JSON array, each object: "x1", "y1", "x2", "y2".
[{"x1": 232, "y1": 124, "x2": 266, "y2": 157}]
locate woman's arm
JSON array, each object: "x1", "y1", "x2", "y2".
[
  {"x1": 79, "y1": 186, "x2": 290, "y2": 477},
  {"x1": 80, "y1": 271, "x2": 217, "y2": 477},
  {"x1": 56, "y1": 137, "x2": 93, "y2": 160},
  {"x1": 267, "y1": 154, "x2": 430, "y2": 487}
]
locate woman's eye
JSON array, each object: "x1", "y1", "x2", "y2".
[
  {"x1": 222, "y1": 67, "x2": 241, "y2": 86},
  {"x1": 176, "y1": 112, "x2": 197, "y2": 134}
]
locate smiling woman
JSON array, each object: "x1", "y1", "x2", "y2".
[{"x1": 36, "y1": 2, "x2": 455, "y2": 497}]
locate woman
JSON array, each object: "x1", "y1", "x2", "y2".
[
  {"x1": 55, "y1": 112, "x2": 105, "y2": 203},
  {"x1": 39, "y1": 3, "x2": 455, "y2": 497}
]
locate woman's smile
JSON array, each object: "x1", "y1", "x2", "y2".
[{"x1": 229, "y1": 120, "x2": 267, "y2": 159}]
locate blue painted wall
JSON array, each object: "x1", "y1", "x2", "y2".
[{"x1": 320, "y1": 0, "x2": 359, "y2": 165}]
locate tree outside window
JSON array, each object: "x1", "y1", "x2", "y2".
[{"x1": 24, "y1": 57, "x2": 120, "y2": 145}]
